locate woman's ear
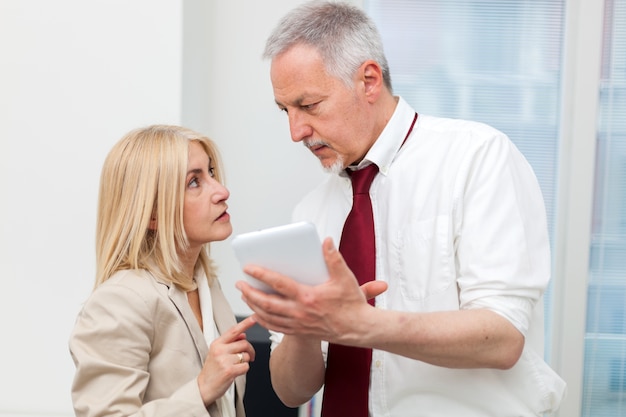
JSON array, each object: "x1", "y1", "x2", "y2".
[{"x1": 149, "y1": 216, "x2": 157, "y2": 230}]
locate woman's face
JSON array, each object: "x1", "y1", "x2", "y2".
[{"x1": 182, "y1": 141, "x2": 232, "y2": 247}]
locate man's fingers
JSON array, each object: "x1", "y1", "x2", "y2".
[
  {"x1": 321, "y1": 237, "x2": 352, "y2": 277},
  {"x1": 242, "y1": 265, "x2": 300, "y2": 298},
  {"x1": 361, "y1": 281, "x2": 388, "y2": 300},
  {"x1": 322, "y1": 236, "x2": 387, "y2": 300}
]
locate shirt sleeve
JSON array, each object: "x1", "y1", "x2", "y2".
[{"x1": 454, "y1": 130, "x2": 551, "y2": 337}]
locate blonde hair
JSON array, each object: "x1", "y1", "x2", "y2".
[{"x1": 95, "y1": 125, "x2": 224, "y2": 290}]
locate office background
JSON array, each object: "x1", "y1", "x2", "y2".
[{"x1": 0, "y1": 1, "x2": 622, "y2": 417}]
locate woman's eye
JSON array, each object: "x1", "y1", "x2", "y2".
[
  {"x1": 188, "y1": 177, "x2": 199, "y2": 188},
  {"x1": 208, "y1": 166, "x2": 216, "y2": 178}
]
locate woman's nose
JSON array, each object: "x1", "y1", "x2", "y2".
[{"x1": 212, "y1": 179, "x2": 230, "y2": 202}]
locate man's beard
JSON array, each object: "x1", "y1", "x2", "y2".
[
  {"x1": 304, "y1": 139, "x2": 345, "y2": 174},
  {"x1": 323, "y1": 158, "x2": 345, "y2": 174}
]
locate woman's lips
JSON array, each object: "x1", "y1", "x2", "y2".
[{"x1": 216, "y1": 211, "x2": 230, "y2": 222}]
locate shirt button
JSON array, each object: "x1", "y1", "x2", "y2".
[{"x1": 375, "y1": 360, "x2": 382, "y2": 368}]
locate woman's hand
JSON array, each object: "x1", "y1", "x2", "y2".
[{"x1": 197, "y1": 316, "x2": 257, "y2": 406}]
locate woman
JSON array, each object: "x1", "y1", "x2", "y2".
[{"x1": 70, "y1": 125, "x2": 256, "y2": 417}]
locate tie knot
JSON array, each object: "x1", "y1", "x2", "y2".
[{"x1": 348, "y1": 164, "x2": 379, "y2": 195}]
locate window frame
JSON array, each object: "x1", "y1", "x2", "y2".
[{"x1": 551, "y1": 0, "x2": 604, "y2": 415}]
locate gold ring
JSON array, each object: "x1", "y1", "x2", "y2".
[{"x1": 237, "y1": 352, "x2": 244, "y2": 364}]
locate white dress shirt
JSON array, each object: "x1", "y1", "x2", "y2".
[
  {"x1": 270, "y1": 97, "x2": 566, "y2": 416},
  {"x1": 197, "y1": 274, "x2": 236, "y2": 417}
]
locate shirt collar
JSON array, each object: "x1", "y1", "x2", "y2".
[{"x1": 347, "y1": 96, "x2": 417, "y2": 176}]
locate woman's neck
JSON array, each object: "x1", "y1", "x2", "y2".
[{"x1": 179, "y1": 247, "x2": 202, "y2": 286}]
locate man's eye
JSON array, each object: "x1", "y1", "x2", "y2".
[{"x1": 302, "y1": 103, "x2": 317, "y2": 110}]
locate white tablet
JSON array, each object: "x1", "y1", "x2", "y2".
[{"x1": 231, "y1": 221, "x2": 330, "y2": 293}]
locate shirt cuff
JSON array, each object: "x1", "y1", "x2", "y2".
[{"x1": 464, "y1": 295, "x2": 536, "y2": 336}]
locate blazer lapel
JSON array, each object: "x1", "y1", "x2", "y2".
[
  {"x1": 167, "y1": 283, "x2": 209, "y2": 362},
  {"x1": 160, "y1": 274, "x2": 244, "y2": 417},
  {"x1": 209, "y1": 278, "x2": 237, "y2": 336}
]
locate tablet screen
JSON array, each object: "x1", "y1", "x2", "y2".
[{"x1": 231, "y1": 221, "x2": 329, "y2": 293}]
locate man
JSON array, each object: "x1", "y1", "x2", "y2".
[{"x1": 236, "y1": 2, "x2": 566, "y2": 416}]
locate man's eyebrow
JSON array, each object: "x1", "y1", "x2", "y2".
[{"x1": 275, "y1": 95, "x2": 308, "y2": 108}]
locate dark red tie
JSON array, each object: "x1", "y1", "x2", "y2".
[{"x1": 321, "y1": 163, "x2": 379, "y2": 417}]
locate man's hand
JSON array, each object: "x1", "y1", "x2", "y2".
[{"x1": 236, "y1": 238, "x2": 387, "y2": 344}]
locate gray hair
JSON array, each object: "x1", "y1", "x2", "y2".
[{"x1": 263, "y1": 1, "x2": 392, "y2": 92}]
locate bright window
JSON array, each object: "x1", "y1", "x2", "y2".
[
  {"x1": 583, "y1": 0, "x2": 626, "y2": 415},
  {"x1": 366, "y1": 1, "x2": 626, "y2": 416},
  {"x1": 365, "y1": 0, "x2": 565, "y2": 359}
]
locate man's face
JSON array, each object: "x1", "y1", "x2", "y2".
[{"x1": 270, "y1": 44, "x2": 374, "y2": 171}]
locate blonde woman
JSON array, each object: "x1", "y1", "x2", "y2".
[{"x1": 70, "y1": 125, "x2": 256, "y2": 417}]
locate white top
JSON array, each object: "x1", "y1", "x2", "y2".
[
  {"x1": 270, "y1": 97, "x2": 566, "y2": 416},
  {"x1": 197, "y1": 274, "x2": 236, "y2": 417}
]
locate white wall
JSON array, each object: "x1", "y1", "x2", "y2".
[
  {"x1": 0, "y1": 1, "x2": 183, "y2": 414},
  {"x1": 0, "y1": 0, "x2": 332, "y2": 415},
  {"x1": 180, "y1": 0, "x2": 326, "y2": 317}
]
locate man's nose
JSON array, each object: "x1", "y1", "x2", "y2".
[{"x1": 288, "y1": 111, "x2": 313, "y2": 142}]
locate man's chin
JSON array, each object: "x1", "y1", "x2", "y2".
[{"x1": 321, "y1": 158, "x2": 345, "y2": 174}]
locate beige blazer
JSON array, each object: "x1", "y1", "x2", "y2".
[{"x1": 69, "y1": 269, "x2": 246, "y2": 417}]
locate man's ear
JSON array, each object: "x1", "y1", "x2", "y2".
[{"x1": 361, "y1": 60, "x2": 384, "y2": 102}]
